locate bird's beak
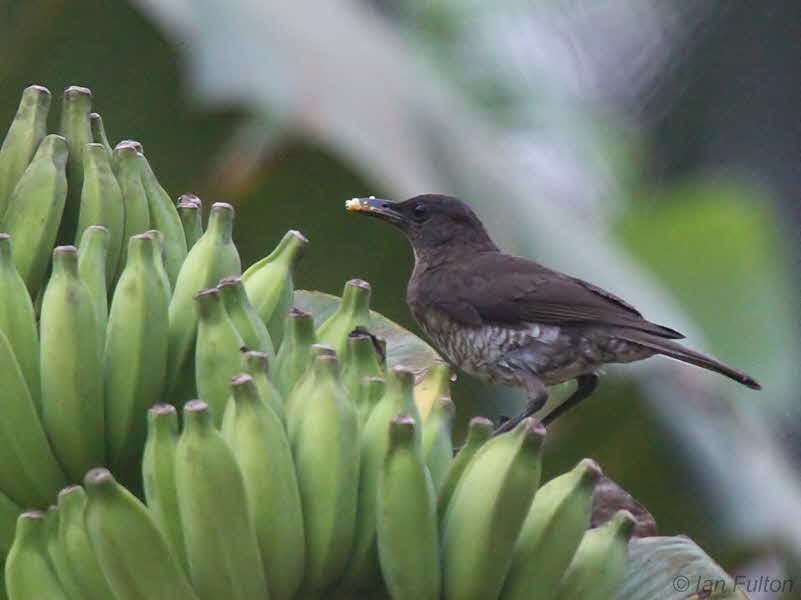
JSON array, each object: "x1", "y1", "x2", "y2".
[{"x1": 345, "y1": 197, "x2": 408, "y2": 226}]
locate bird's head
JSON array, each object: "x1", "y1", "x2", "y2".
[{"x1": 346, "y1": 194, "x2": 498, "y2": 256}]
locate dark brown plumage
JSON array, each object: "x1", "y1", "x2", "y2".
[{"x1": 346, "y1": 194, "x2": 760, "y2": 432}]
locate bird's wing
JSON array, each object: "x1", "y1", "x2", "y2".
[{"x1": 430, "y1": 253, "x2": 684, "y2": 339}]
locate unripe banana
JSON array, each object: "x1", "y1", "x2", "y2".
[
  {"x1": 77, "y1": 225, "x2": 109, "y2": 352},
  {"x1": 553, "y1": 509, "x2": 635, "y2": 600},
  {"x1": 341, "y1": 331, "x2": 384, "y2": 413},
  {"x1": 142, "y1": 404, "x2": 188, "y2": 573},
  {"x1": 376, "y1": 416, "x2": 440, "y2": 600},
  {"x1": 140, "y1": 152, "x2": 187, "y2": 287},
  {"x1": 240, "y1": 350, "x2": 285, "y2": 423},
  {"x1": 166, "y1": 202, "x2": 241, "y2": 401},
  {"x1": 40, "y1": 245, "x2": 104, "y2": 482},
  {"x1": 177, "y1": 195, "x2": 203, "y2": 250},
  {"x1": 75, "y1": 143, "x2": 124, "y2": 280},
  {"x1": 442, "y1": 417, "x2": 546, "y2": 600},
  {"x1": 0, "y1": 234, "x2": 41, "y2": 414},
  {"x1": 0, "y1": 85, "x2": 50, "y2": 220},
  {"x1": 353, "y1": 376, "x2": 386, "y2": 424},
  {"x1": 5, "y1": 511, "x2": 68, "y2": 600},
  {"x1": 56, "y1": 485, "x2": 116, "y2": 600},
  {"x1": 112, "y1": 143, "x2": 150, "y2": 271},
  {"x1": 290, "y1": 355, "x2": 360, "y2": 595},
  {"x1": 0, "y1": 325, "x2": 66, "y2": 507},
  {"x1": 84, "y1": 468, "x2": 199, "y2": 600},
  {"x1": 2, "y1": 134, "x2": 68, "y2": 295},
  {"x1": 416, "y1": 360, "x2": 451, "y2": 419},
  {"x1": 59, "y1": 86, "x2": 93, "y2": 238},
  {"x1": 343, "y1": 367, "x2": 420, "y2": 593},
  {"x1": 285, "y1": 344, "x2": 336, "y2": 438},
  {"x1": 175, "y1": 400, "x2": 268, "y2": 600},
  {"x1": 144, "y1": 229, "x2": 172, "y2": 306},
  {"x1": 242, "y1": 229, "x2": 307, "y2": 346},
  {"x1": 105, "y1": 233, "x2": 169, "y2": 471},
  {"x1": 500, "y1": 458, "x2": 603, "y2": 600},
  {"x1": 316, "y1": 278, "x2": 372, "y2": 358},
  {"x1": 219, "y1": 276, "x2": 275, "y2": 359},
  {"x1": 45, "y1": 505, "x2": 87, "y2": 599},
  {"x1": 222, "y1": 374, "x2": 304, "y2": 600},
  {"x1": 273, "y1": 307, "x2": 317, "y2": 398},
  {"x1": 437, "y1": 416, "x2": 493, "y2": 521},
  {"x1": 89, "y1": 112, "x2": 113, "y2": 156},
  {"x1": 0, "y1": 490, "x2": 20, "y2": 557},
  {"x1": 420, "y1": 396, "x2": 454, "y2": 493},
  {"x1": 194, "y1": 287, "x2": 246, "y2": 426}
]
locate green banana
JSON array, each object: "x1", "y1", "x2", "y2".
[
  {"x1": 241, "y1": 349, "x2": 285, "y2": 423},
  {"x1": 219, "y1": 276, "x2": 275, "y2": 359},
  {"x1": 343, "y1": 367, "x2": 420, "y2": 593},
  {"x1": 144, "y1": 229, "x2": 172, "y2": 306},
  {"x1": 177, "y1": 195, "x2": 203, "y2": 250},
  {"x1": 0, "y1": 233, "x2": 41, "y2": 414},
  {"x1": 376, "y1": 416, "x2": 440, "y2": 600},
  {"x1": 441, "y1": 417, "x2": 546, "y2": 600},
  {"x1": 5, "y1": 511, "x2": 68, "y2": 600},
  {"x1": 501, "y1": 458, "x2": 602, "y2": 600},
  {"x1": 194, "y1": 287, "x2": 246, "y2": 426},
  {"x1": 59, "y1": 86, "x2": 93, "y2": 241},
  {"x1": 437, "y1": 416, "x2": 494, "y2": 520},
  {"x1": 290, "y1": 355, "x2": 360, "y2": 595},
  {"x1": 56, "y1": 485, "x2": 116, "y2": 600},
  {"x1": 166, "y1": 202, "x2": 241, "y2": 402},
  {"x1": 420, "y1": 395, "x2": 454, "y2": 494},
  {"x1": 285, "y1": 344, "x2": 336, "y2": 438},
  {"x1": 104, "y1": 233, "x2": 169, "y2": 471},
  {"x1": 0, "y1": 490, "x2": 20, "y2": 557},
  {"x1": 112, "y1": 143, "x2": 150, "y2": 271},
  {"x1": 75, "y1": 143, "x2": 124, "y2": 281},
  {"x1": 242, "y1": 229, "x2": 308, "y2": 346},
  {"x1": 140, "y1": 152, "x2": 187, "y2": 287},
  {"x1": 77, "y1": 224, "x2": 109, "y2": 352},
  {"x1": 340, "y1": 331, "x2": 384, "y2": 412},
  {"x1": 175, "y1": 400, "x2": 268, "y2": 600},
  {"x1": 416, "y1": 360, "x2": 451, "y2": 419},
  {"x1": 2, "y1": 134, "x2": 68, "y2": 296},
  {"x1": 553, "y1": 510, "x2": 635, "y2": 600},
  {"x1": 40, "y1": 245, "x2": 105, "y2": 482},
  {"x1": 0, "y1": 326, "x2": 66, "y2": 507},
  {"x1": 142, "y1": 404, "x2": 188, "y2": 573},
  {"x1": 45, "y1": 505, "x2": 88, "y2": 599},
  {"x1": 222, "y1": 374, "x2": 305, "y2": 600},
  {"x1": 353, "y1": 375, "x2": 386, "y2": 425},
  {"x1": 0, "y1": 85, "x2": 50, "y2": 220},
  {"x1": 89, "y1": 112, "x2": 113, "y2": 156},
  {"x1": 316, "y1": 278, "x2": 372, "y2": 358},
  {"x1": 273, "y1": 307, "x2": 317, "y2": 398},
  {"x1": 84, "y1": 468, "x2": 199, "y2": 600}
]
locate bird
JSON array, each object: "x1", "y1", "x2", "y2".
[{"x1": 345, "y1": 194, "x2": 761, "y2": 434}]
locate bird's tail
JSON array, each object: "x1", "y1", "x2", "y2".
[{"x1": 616, "y1": 330, "x2": 762, "y2": 390}]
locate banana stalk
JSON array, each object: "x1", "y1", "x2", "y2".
[
  {"x1": 420, "y1": 395, "x2": 455, "y2": 493},
  {"x1": 222, "y1": 374, "x2": 305, "y2": 600},
  {"x1": 194, "y1": 287, "x2": 246, "y2": 426},
  {"x1": 177, "y1": 195, "x2": 203, "y2": 250},
  {"x1": 40, "y1": 245, "x2": 105, "y2": 482},
  {"x1": 2, "y1": 134, "x2": 68, "y2": 296},
  {"x1": 142, "y1": 404, "x2": 188, "y2": 573},
  {"x1": 175, "y1": 401, "x2": 268, "y2": 600},
  {"x1": 437, "y1": 416, "x2": 493, "y2": 520},
  {"x1": 553, "y1": 510, "x2": 636, "y2": 600},
  {"x1": 242, "y1": 229, "x2": 308, "y2": 346},
  {"x1": 0, "y1": 85, "x2": 50, "y2": 220},
  {"x1": 219, "y1": 276, "x2": 275, "y2": 359},
  {"x1": 89, "y1": 112, "x2": 113, "y2": 156},
  {"x1": 77, "y1": 225, "x2": 109, "y2": 352},
  {"x1": 0, "y1": 234, "x2": 41, "y2": 414},
  {"x1": 112, "y1": 143, "x2": 150, "y2": 272},
  {"x1": 290, "y1": 355, "x2": 360, "y2": 595},
  {"x1": 104, "y1": 233, "x2": 169, "y2": 471},
  {"x1": 75, "y1": 143, "x2": 124, "y2": 280},
  {"x1": 376, "y1": 416, "x2": 440, "y2": 600},
  {"x1": 241, "y1": 350, "x2": 285, "y2": 424},
  {"x1": 273, "y1": 307, "x2": 317, "y2": 398},
  {"x1": 441, "y1": 418, "x2": 546, "y2": 600},
  {"x1": 5, "y1": 511, "x2": 68, "y2": 600},
  {"x1": 316, "y1": 279, "x2": 372, "y2": 359},
  {"x1": 501, "y1": 458, "x2": 603, "y2": 600},
  {"x1": 84, "y1": 468, "x2": 198, "y2": 600}
]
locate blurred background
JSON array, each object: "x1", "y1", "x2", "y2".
[{"x1": 2, "y1": 0, "x2": 799, "y2": 586}]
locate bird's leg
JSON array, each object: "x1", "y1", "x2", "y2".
[
  {"x1": 542, "y1": 373, "x2": 599, "y2": 426},
  {"x1": 492, "y1": 373, "x2": 548, "y2": 436}
]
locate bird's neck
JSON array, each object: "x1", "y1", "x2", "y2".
[{"x1": 411, "y1": 242, "x2": 496, "y2": 273}]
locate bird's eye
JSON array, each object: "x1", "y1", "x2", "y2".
[{"x1": 412, "y1": 202, "x2": 428, "y2": 221}]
